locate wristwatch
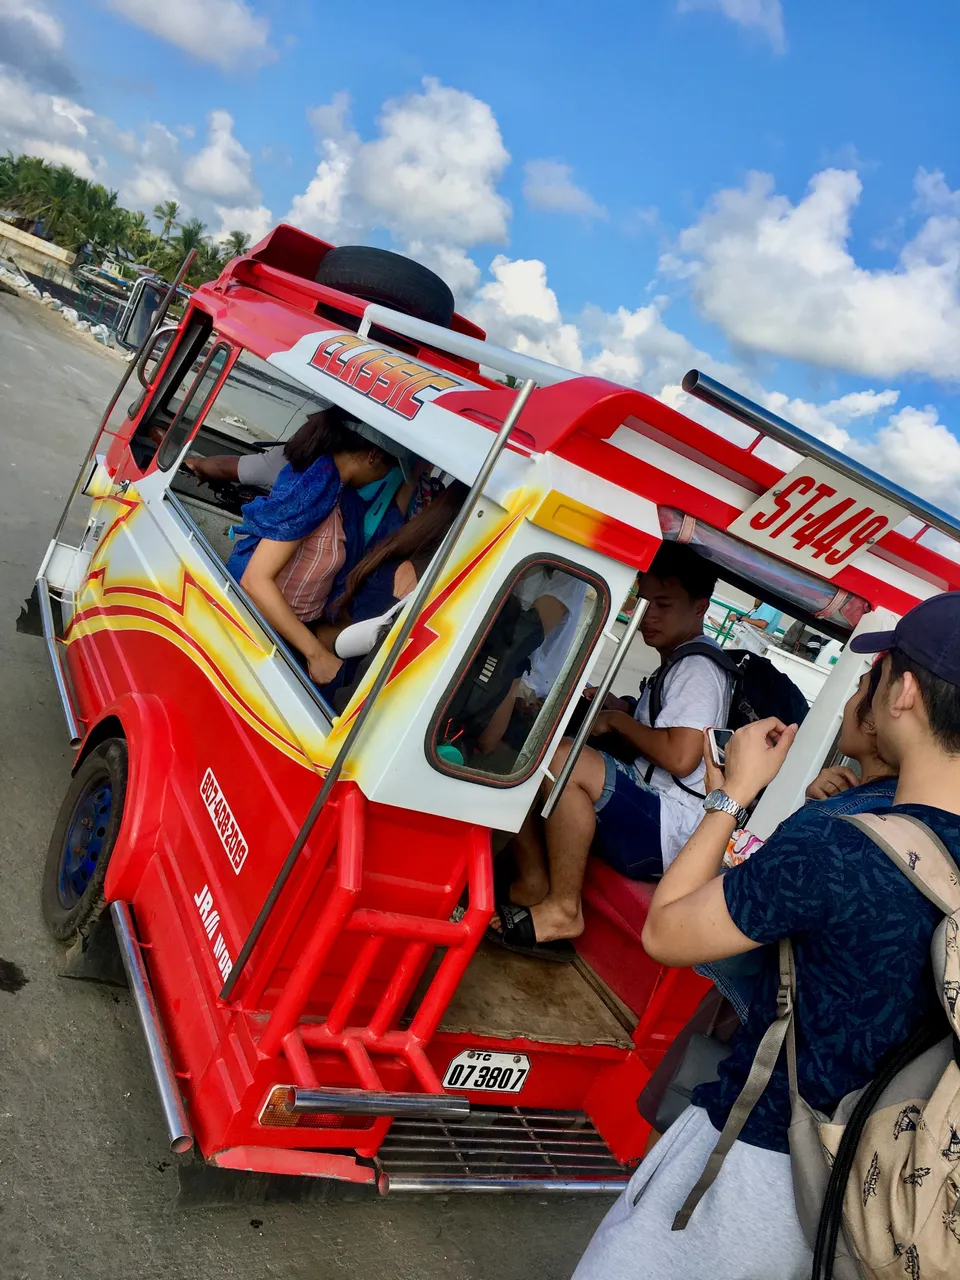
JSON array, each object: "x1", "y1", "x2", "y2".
[{"x1": 703, "y1": 789, "x2": 749, "y2": 827}]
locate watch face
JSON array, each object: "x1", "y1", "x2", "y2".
[{"x1": 704, "y1": 789, "x2": 727, "y2": 809}]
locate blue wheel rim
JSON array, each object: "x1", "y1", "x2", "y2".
[{"x1": 59, "y1": 778, "x2": 113, "y2": 909}]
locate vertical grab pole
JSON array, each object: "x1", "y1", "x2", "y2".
[
  {"x1": 220, "y1": 378, "x2": 539, "y2": 1000},
  {"x1": 540, "y1": 599, "x2": 650, "y2": 819},
  {"x1": 51, "y1": 252, "x2": 196, "y2": 544}
]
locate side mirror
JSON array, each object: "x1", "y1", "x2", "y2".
[{"x1": 115, "y1": 276, "x2": 168, "y2": 351}]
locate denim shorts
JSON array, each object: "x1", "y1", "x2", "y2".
[{"x1": 592, "y1": 753, "x2": 663, "y2": 880}]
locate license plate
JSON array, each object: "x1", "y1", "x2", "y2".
[
  {"x1": 442, "y1": 1050, "x2": 531, "y2": 1093},
  {"x1": 726, "y1": 459, "x2": 906, "y2": 579}
]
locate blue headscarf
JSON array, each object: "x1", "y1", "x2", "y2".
[{"x1": 227, "y1": 455, "x2": 342, "y2": 581}]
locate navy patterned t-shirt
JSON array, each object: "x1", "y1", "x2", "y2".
[{"x1": 692, "y1": 802, "x2": 960, "y2": 1154}]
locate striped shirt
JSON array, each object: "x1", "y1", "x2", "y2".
[{"x1": 275, "y1": 506, "x2": 345, "y2": 623}]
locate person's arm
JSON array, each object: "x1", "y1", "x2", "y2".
[
  {"x1": 589, "y1": 710, "x2": 705, "y2": 776},
  {"x1": 641, "y1": 718, "x2": 798, "y2": 966},
  {"x1": 185, "y1": 455, "x2": 240, "y2": 483},
  {"x1": 240, "y1": 539, "x2": 342, "y2": 685},
  {"x1": 745, "y1": 617, "x2": 769, "y2": 631}
]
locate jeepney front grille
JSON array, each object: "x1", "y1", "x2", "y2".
[{"x1": 378, "y1": 1107, "x2": 629, "y2": 1191}]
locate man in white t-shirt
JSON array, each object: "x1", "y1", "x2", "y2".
[{"x1": 492, "y1": 544, "x2": 732, "y2": 959}]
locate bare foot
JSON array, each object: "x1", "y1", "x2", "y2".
[
  {"x1": 527, "y1": 898, "x2": 584, "y2": 944},
  {"x1": 489, "y1": 896, "x2": 583, "y2": 943}
]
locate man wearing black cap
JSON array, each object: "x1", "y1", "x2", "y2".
[{"x1": 572, "y1": 594, "x2": 960, "y2": 1280}]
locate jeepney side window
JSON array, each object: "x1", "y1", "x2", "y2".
[
  {"x1": 427, "y1": 558, "x2": 609, "y2": 787},
  {"x1": 157, "y1": 343, "x2": 232, "y2": 470},
  {"x1": 130, "y1": 312, "x2": 214, "y2": 468}
]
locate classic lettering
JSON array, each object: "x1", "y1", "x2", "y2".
[{"x1": 309, "y1": 332, "x2": 460, "y2": 419}]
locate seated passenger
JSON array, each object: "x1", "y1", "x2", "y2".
[
  {"x1": 475, "y1": 567, "x2": 590, "y2": 757},
  {"x1": 312, "y1": 481, "x2": 468, "y2": 706},
  {"x1": 491, "y1": 543, "x2": 732, "y2": 960},
  {"x1": 227, "y1": 411, "x2": 395, "y2": 684}
]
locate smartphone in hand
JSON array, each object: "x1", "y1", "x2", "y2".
[{"x1": 707, "y1": 727, "x2": 735, "y2": 768}]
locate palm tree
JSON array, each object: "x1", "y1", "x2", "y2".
[
  {"x1": 223, "y1": 229, "x2": 250, "y2": 258},
  {"x1": 124, "y1": 210, "x2": 152, "y2": 260},
  {"x1": 152, "y1": 199, "x2": 181, "y2": 241}
]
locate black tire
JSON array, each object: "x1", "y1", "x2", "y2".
[
  {"x1": 41, "y1": 738, "x2": 128, "y2": 943},
  {"x1": 315, "y1": 246, "x2": 455, "y2": 328}
]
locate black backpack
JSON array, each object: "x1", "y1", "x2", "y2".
[
  {"x1": 647, "y1": 639, "x2": 810, "y2": 733},
  {"x1": 639, "y1": 639, "x2": 809, "y2": 796},
  {"x1": 439, "y1": 598, "x2": 546, "y2": 754}
]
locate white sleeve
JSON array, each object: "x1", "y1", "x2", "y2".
[
  {"x1": 237, "y1": 447, "x2": 287, "y2": 488},
  {"x1": 654, "y1": 656, "x2": 730, "y2": 733}
]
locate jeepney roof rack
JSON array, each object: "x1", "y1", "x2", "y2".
[{"x1": 683, "y1": 370, "x2": 960, "y2": 548}]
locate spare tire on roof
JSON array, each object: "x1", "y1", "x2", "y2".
[{"x1": 315, "y1": 245, "x2": 455, "y2": 329}]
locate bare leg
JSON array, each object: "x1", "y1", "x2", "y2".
[
  {"x1": 526, "y1": 742, "x2": 607, "y2": 943},
  {"x1": 509, "y1": 808, "x2": 550, "y2": 906}
]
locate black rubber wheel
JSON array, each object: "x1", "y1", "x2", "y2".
[
  {"x1": 41, "y1": 738, "x2": 128, "y2": 943},
  {"x1": 315, "y1": 246, "x2": 455, "y2": 328}
]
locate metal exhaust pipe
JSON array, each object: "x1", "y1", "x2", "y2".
[
  {"x1": 110, "y1": 901, "x2": 194, "y2": 1154},
  {"x1": 287, "y1": 1087, "x2": 471, "y2": 1121},
  {"x1": 681, "y1": 369, "x2": 960, "y2": 543}
]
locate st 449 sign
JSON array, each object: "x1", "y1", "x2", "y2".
[{"x1": 727, "y1": 460, "x2": 906, "y2": 579}]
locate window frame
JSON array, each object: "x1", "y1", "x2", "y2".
[
  {"x1": 425, "y1": 553, "x2": 611, "y2": 789},
  {"x1": 136, "y1": 310, "x2": 214, "y2": 436},
  {"x1": 156, "y1": 340, "x2": 235, "y2": 471}
]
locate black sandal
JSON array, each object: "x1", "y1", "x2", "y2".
[{"x1": 484, "y1": 903, "x2": 577, "y2": 963}]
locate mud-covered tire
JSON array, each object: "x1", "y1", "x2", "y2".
[
  {"x1": 41, "y1": 738, "x2": 128, "y2": 943},
  {"x1": 315, "y1": 245, "x2": 455, "y2": 328}
]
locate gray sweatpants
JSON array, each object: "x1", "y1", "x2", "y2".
[{"x1": 572, "y1": 1106, "x2": 812, "y2": 1280}]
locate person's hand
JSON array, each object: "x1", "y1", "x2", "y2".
[
  {"x1": 307, "y1": 643, "x2": 343, "y2": 687},
  {"x1": 590, "y1": 710, "x2": 625, "y2": 737},
  {"x1": 701, "y1": 729, "x2": 725, "y2": 796},
  {"x1": 583, "y1": 686, "x2": 629, "y2": 712},
  {"x1": 722, "y1": 718, "x2": 798, "y2": 810},
  {"x1": 184, "y1": 456, "x2": 212, "y2": 484},
  {"x1": 806, "y1": 765, "x2": 859, "y2": 801}
]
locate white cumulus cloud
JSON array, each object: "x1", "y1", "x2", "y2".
[
  {"x1": 183, "y1": 109, "x2": 259, "y2": 204},
  {"x1": 105, "y1": 0, "x2": 274, "y2": 70},
  {"x1": 677, "y1": 0, "x2": 785, "y2": 53},
  {"x1": 523, "y1": 159, "x2": 605, "y2": 219},
  {"x1": 0, "y1": 68, "x2": 99, "y2": 176},
  {"x1": 665, "y1": 166, "x2": 960, "y2": 382},
  {"x1": 286, "y1": 78, "x2": 510, "y2": 298}
]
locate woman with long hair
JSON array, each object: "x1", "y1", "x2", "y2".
[
  {"x1": 313, "y1": 481, "x2": 468, "y2": 702},
  {"x1": 226, "y1": 407, "x2": 395, "y2": 684}
]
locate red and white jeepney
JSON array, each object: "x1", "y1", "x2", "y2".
[{"x1": 26, "y1": 225, "x2": 960, "y2": 1195}]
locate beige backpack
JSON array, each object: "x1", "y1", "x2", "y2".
[{"x1": 674, "y1": 812, "x2": 960, "y2": 1280}]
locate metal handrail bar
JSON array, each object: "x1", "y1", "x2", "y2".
[
  {"x1": 220, "y1": 378, "x2": 538, "y2": 999},
  {"x1": 683, "y1": 370, "x2": 960, "y2": 544},
  {"x1": 357, "y1": 303, "x2": 578, "y2": 389},
  {"x1": 51, "y1": 252, "x2": 196, "y2": 545},
  {"x1": 541, "y1": 600, "x2": 650, "y2": 819}
]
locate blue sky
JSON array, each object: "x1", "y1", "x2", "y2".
[{"x1": 4, "y1": 0, "x2": 960, "y2": 512}]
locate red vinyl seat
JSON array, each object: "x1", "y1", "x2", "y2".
[{"x1": 576, "y1": 858, "x2": 664, "y2": 1017}]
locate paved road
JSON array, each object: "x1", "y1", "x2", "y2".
[{"x1": 0, "y1": 296, "x2": 609, "y2": 1280}]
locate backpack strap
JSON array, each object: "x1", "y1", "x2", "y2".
[
  {"x1": 644, "y1": 640, "x2": 738, "y2": 797},
  {"x1": 647, "y1": 640, "x2": 739, "y2": 728},
  {"x1": 842, "y1": 813, "x2": 960, "y2": 916},
  {"x1": 672, "y1": 938, "x2": 796, "y2": 1230}
]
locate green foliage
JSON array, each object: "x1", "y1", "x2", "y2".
[{"x1": 0, "y1": 153, "x2": 251, "y2": 286}]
